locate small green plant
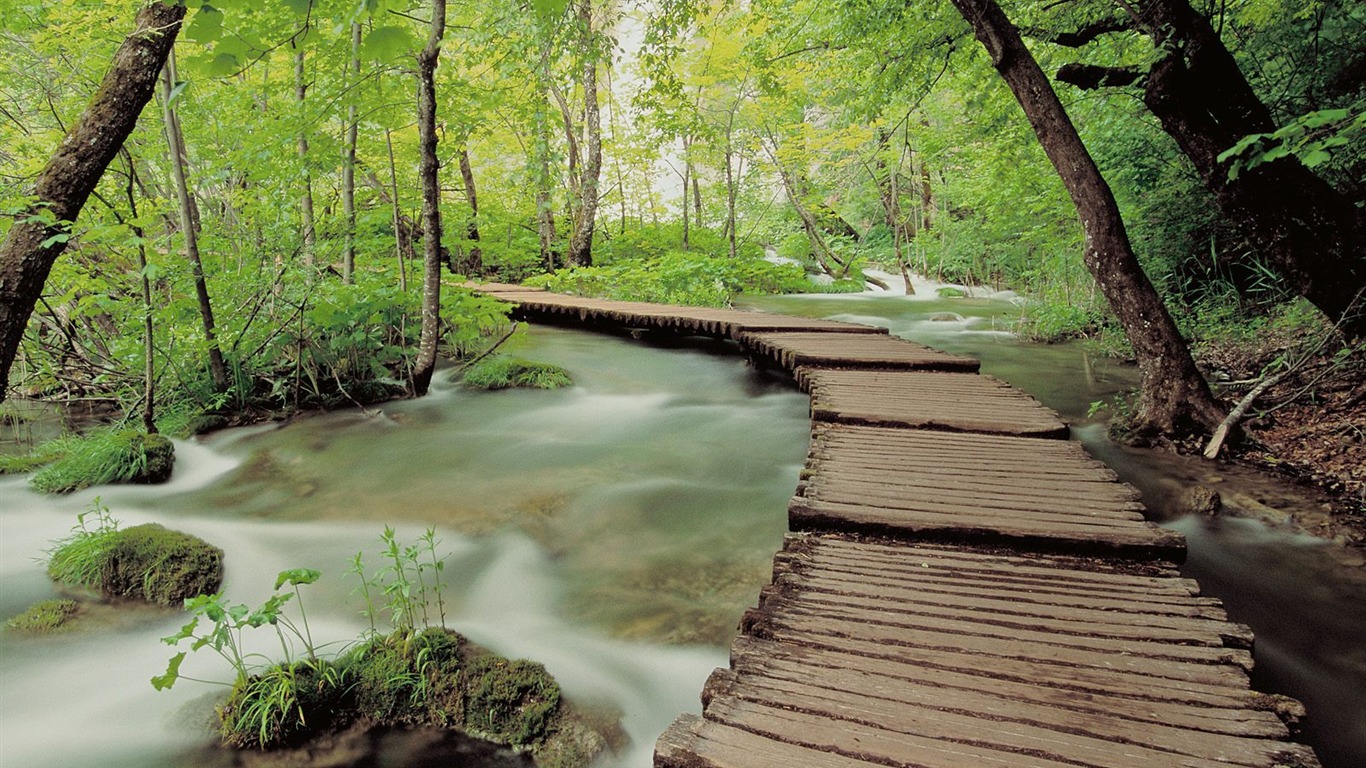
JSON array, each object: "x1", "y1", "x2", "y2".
[
  {"x1": 461, "y1": 356, "x2": 573, "y2": 390},
  {"x1": 46, "y1": 498, "x2": 122, "y2": 591},
  {"x1": 5, "y1": 599, "x2": 79, "y2": 633}
]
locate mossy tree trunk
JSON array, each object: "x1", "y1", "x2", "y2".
[{"x1": 0, "y1": 1, "x2": 186, "y2": 402}]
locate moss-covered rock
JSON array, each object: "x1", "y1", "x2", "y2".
[
  {"x1": 219, "y1": 660, "x2": 348, "y2": 750},
  {"x1": 133, "y1": 433, "x2": 175, "y2": 484},
  {"x1": 5, "y1": 599, "x2": 79, "y2": 633},
  {"x1": 99, "y1": 523, "x2": 224, "y2": 605},
  {"x1": 462, "y1": 656, "x2": 561, "y2": 748}
]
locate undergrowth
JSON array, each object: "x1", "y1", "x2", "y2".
[{"x1": 461, "y1": 356, "x2": 573, "y2": 390}]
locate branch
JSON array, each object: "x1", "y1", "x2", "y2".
[
  {"x1": 1055, "y1": 62, "x2": 1145, "y2": 89},
  {"x1": 1020, "y1": 16, "x2": 1130, "y2": 47},
  {"x1": 1203, "y1": 370, "x2": 1286, "y2": 459}
]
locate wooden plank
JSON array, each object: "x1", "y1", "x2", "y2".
[
  {"x1": 656, "y1": 713, "x2": 899, "y2": 768},
  {"x1": 789, "y1": 496, "x2": 1185, "y2": 559},
  {"x1": 737, "y1": 330, "x2": 980, "y2": 372},
  {"x1": 728, "y1": 637, "x2": 1289, "y2": 739},
  {"x1": 705, "y1": 670, "x2": 1315, "y2": 768},
  {"x1": 800, "y1": 368, "x2": 1067, "y2": 437}
]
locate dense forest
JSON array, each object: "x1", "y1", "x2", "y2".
[{"x1": 0, "y1": 0, "x2": 1362, "y2": 458}]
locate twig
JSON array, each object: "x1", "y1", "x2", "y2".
[{"x1": 449, "y1": 322, "x2": 520, "y2": 379}]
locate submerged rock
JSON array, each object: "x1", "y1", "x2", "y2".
[
  {"x1": 134, "y1": 433, "x2": 176, "y2": 484},
  {"x1": 4, "y1": 599, "x2": 79, "y2": 634}
]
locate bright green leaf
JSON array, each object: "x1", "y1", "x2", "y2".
[
  {"x1": 361, "y1": 25, "x2": 416, "y2": 61},
  {"x1": 185, "y1": 6, "x2": 224, "y2": 43}
]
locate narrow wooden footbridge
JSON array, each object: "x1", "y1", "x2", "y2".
[{"x1": 471, "y1": 283, "x2": 1319, "y2": 768}]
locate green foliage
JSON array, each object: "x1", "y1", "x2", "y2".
[
  {"x1": 45, "y1": 498, "x2": 122, "y2": 591},
  {"x1": 5, "y1": 599, "x2": 79, "y2": 634},
  {"x1": 1218, "y1": 103, "x2": 1365, "y2": 179},
  {"x1": 527, "y1": 248, "x2": 809, "y2": 307},
  {"x1": 29, "y1": 430, "x2": 175, "y2": 494},
  {"x1": 461, "y1": 356, "x2": 573, "y2": 390}
]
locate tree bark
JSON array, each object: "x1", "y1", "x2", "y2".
[
  {"x1": 161, "y1": 50, "x2": 228, "y2": 392},
  {"x1": 949, "y1": 0, "x2": 1224, "y2": 436},
  {"x1": 0, "y1": 1, "x2": 186, "y2": 401},
  {"x1": 411, "y1": 0, "x2": 447, "y2": 397},
  {"x1": 342, "y1": 21, "x2": 361, "y2": 284},
  {"x1": 534, "y1": 37, "x2": 558, "y2": 270},
  {"x1": 567, "y1": 0, "x2": 601, "y2": 267},
  {"x1": 458, "y1": 147, "x2": 482, "y2": 275},
  {"x1": 1058, "y1": 0, "x2": 1366, "y2": 337}
]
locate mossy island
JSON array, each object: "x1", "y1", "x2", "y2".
[
  {"x1": 210, "y1": 628, "x2": 620, "y2": 767},
  {"x1": 461, "y1": 356, "x2": 573, "y2": 391},
  {"x1": 46, "y1": 501, "x2": 223, "y2": 607},
  {"x1": 0, "y1": 428, "x2": 177, "y2": 494}
]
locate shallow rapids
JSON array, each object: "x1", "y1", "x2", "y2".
[{"x1": 0, "y1": 328, "x2": 808, "y2": 768}]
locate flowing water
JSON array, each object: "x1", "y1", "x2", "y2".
[
  {"x1": 3, "y1": 279, "x2": 1364, "y2": 767},
  {"x1": 0, "y1": 329, "x2": 809, "y2": 768}
]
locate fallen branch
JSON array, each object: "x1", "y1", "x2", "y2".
[
  {"x1": 1204, "y1": 370, "x2": 1287, "y2": 459},
  {"x1": 449, "y1": 321, "x2": 520, "y2": 379}
]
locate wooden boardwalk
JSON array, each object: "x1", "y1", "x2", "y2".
[{"x1": 469, "y1": 284, "x2": 1319, "y2": 768}]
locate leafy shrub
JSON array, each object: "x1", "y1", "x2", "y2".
[
  {"x1": 461, "y1": 356, "x2": 573, "y2": 390},
  {"x1": 526, "y1": 250, "x2": 809, "y2": 307}
]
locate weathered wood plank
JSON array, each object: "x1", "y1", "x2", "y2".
[
  {"x1": 729, "y1": 637, "x2": 1289, "y2": 739},
  {"x1": 800, "y1": 369, "x2": 1067, "y2": 437},
  {"x1": 737, "y1": 330, "x2": 980, "y2": 373}
]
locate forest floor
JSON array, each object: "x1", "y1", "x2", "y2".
[{"x1": 1198, "y1": 328, "x2": 1365, "y2": 549}]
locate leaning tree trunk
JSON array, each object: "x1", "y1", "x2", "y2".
[
  {"x1": 162, "y1": 50, "x2": 228, "y2": 393},
  {"x1": 411, "y1": 0, "x2": 447, "y2": 397},
  {"x1": 567, "y1": 0, "x2": 602, "y2": 268},
  {"x1": 0, "y1": 1, "x2": 186, "y2": 401},
  {"x1": 949, "y1": 0, "x2": 1224, "y2": 437}
]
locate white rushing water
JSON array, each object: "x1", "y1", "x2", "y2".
[{"x1": 1, "y1": 327, "x2": 807, "y2": 768}]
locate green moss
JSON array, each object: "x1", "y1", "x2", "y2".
[
  {"x1": 5, "y1": 599, "x2": 79, "y2": 634},
  {"x1": 29, "y1": 429, "x2": 176, "y2": 494},
  {"x1": 345, "y1": 629, "x2": 458, "y2": 724},
  {"x1": 99, "y1": 523, "x2": 224, "y2": 605},
  {"x1": 0, "y1": 451, "x2": 61, "y2": 475},
  {"x1": 462, "y1": 356, "x2": 573, "y2": 391},
  {"x1": 462, "y1": 655, "x2": 561, "y2": 748}
]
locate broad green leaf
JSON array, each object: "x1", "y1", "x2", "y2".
[
  {"x1": 40, "y1": 233, "x2": 70, "y2": 248},
  {"x1": 185, "y1": 6, "x2": 224, "y2": 43},
  {"x1": 150, "y1": 652, "x2": 186, "y2": 691},
  {"x1": 532, "y1": 0, "x2": 570, "y2": 20},
  {"x1": 274, "y1": 568, "x2": 322, "y2": 589},
  {"x1": 361, "y1": 25, "x2": 415, "y2": 61}
]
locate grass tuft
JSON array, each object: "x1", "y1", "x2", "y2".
[
  {"x1": 29, "y1": 430, "x2": 175, "y2": 494},
  {"x1": 461, "y1": 356, "x2": 573, "y2": 391}
]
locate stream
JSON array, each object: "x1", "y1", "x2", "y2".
[{"x1": 2, "y1": 278, "x2": 1364, "y2": 768}]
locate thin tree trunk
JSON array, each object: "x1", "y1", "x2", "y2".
[
  {"x1": 724, "y1": 148, "x2": 737, "y2": 259},
  {"x1": 342, "y1": 21, "x2": 361, "y2": 284},
  {"x1": 535, "y1": 39, "x2": 557, "y2": 270},
  {"x1": 681, "y1": 136, "x2": 691, "y2": 249},
  {"x1": 118, "y1": 150, "x2": 157, "y2": 433},
  {"x1": 385, "y1": 130, "x2": 409, "y2": 292},
  {"x1": 161, "y1": 50, "x2": 228, "y2": 392},
  {"x1": 0, "y1": 1, "x2": 185, "y2": 400},
  {"x1": 458, "y1": 147, "x2": 482, "y2": 274},
  {"x1": 411, "y1": 0, "x2": 447, "y2": 397},
  {"x1": 567, "y1": 0, "x2": 601, "y2": 267},
  {"x1": 294, "y1": 35, "x2": 316, "y2": 265},
  {"x1": 949, "y1": 0, "x2": 1223, "y2": 436}
]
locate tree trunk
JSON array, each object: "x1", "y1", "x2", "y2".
[
  {"x1": 162, "y1": 50, "x2": 228, "y2": 393},
  {"x1": 725, "y1": 149, "x2": 737, "y2": 259},
  {"x1": 567, "y1": 0, "x2": 601, "y2": 267},
  {"x1": 0, "y1": 1, "x2": 185, "y2": 401},
  {"x1": 342, "y1": 21, "x2": 361, "y2": 284},
  {"x1": 949, "y1": 0, "x2": 1224, "y2": 436},
  {"x1": 534, "y1": 39, "x2": 558, "y2": 270},
  {"x1": 294, "y1": 34, "x2": 316, "y2": 265},
  {"x1": 681, "y1": 136, "x2": 691, "y2": 249},
  {"x1": 458, "y1": 147, "x2": 482, "y2": 275},
  {"x1": 411, "y1": 0, "x2": 447, "y2": 397},
  {"x1": 120, "y1": 150, "x2": 157, "y2": 433}
]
